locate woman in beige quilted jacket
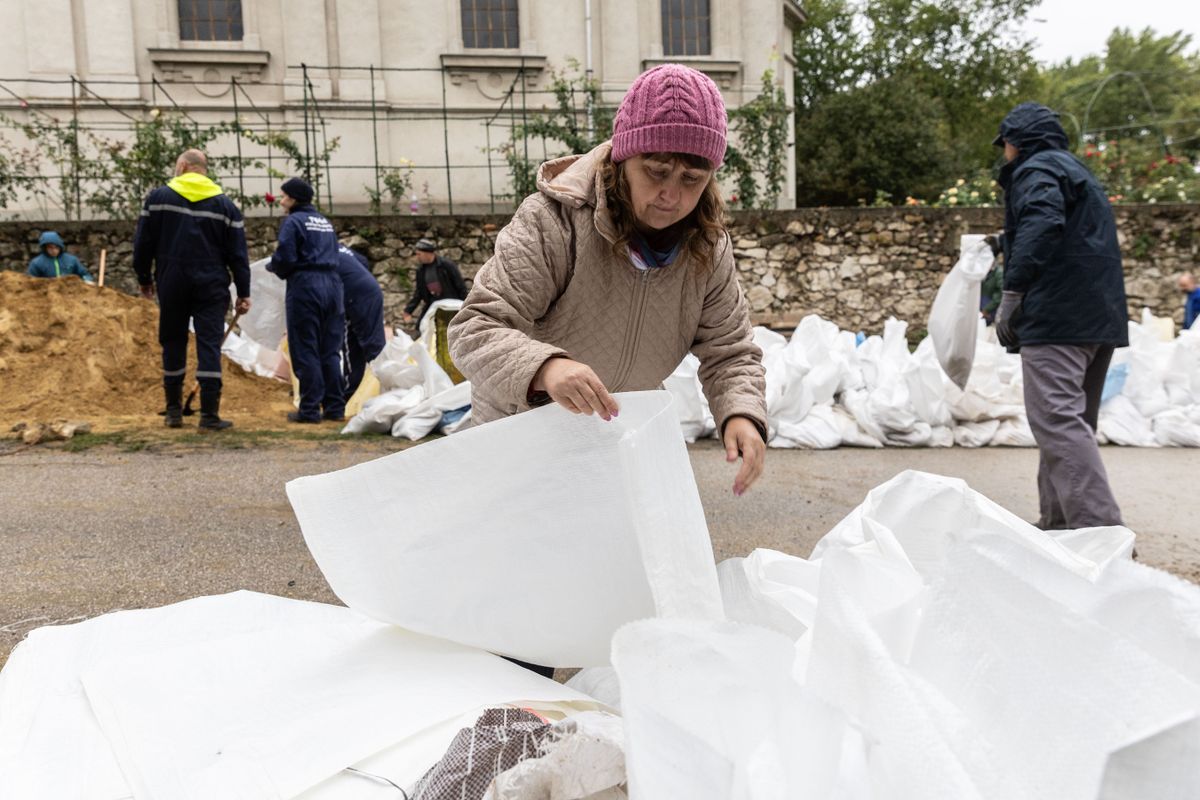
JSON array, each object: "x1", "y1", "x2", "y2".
[{"x1": 449, "y1": 64, "x2": 767, "y2": 495}]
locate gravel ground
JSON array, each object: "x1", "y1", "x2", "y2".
[{"x1": 2, "y1": 439, "x2": 1196, "y2": 666}]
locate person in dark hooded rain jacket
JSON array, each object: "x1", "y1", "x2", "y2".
[
  {"x1": 335, "y1": 243, "x2": 386, "y2": 395},
  {"x1": 133, "y1": 149, "x2": 250, "y2": 431},
  {"x1": 27, "y1": 231, "x2": 93, "y2": 282},
  {"x1": 992, "y1": 102, "x2": 1127, "y2": 531},
  {"x1": 269, "y1": 177, "x2": 346, "y2": 423}
]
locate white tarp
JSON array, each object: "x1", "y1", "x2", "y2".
[
  {"x1": 612, "y1": 470, "x2": 1200, "y2": 800},
  {"x1": 0, "y1": 591, "x2": 589, "y2": 800},
  {"x1": 290, "y1": 390, "x2": 723, "y2": 666}
]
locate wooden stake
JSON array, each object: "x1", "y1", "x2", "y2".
[{"x1": 97, "y1": 249, "x2": 107, "y2": 287}]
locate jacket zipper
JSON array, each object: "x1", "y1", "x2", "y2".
[{"x1": 611, "y1": 269, "x2": 652, "y2": 391}]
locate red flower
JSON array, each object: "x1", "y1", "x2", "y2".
[
  {"x1": 1150, "y1": 162, "x2": 1159, "y2": 170},
  {"x1": 264, "y1": 192, "x2": 276, "y2": 204}
]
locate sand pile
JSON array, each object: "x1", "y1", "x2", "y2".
[{"x1": 0, "y1": 271, "x2": 295, "y2": 431}]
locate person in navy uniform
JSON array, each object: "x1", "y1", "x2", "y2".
[
  {"x1": 335, "y1": 242, "x2": 387, "y2": 395},
  {"x1": 133, "y1": 149, "x2": 250, "y2": 431},
  {"x1": 268, "y1": 177, "x2": 346, "y2": 423}
]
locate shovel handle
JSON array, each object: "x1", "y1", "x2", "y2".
[{"x1": 181, "y1": 311, "x2": 244, "y2": 404}]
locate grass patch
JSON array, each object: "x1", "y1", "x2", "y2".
[{"x1": 54, "y1": 428, "x2": 417, "y2": 453}]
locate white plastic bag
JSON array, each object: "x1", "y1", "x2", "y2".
[
  {"x1": 612, "y1": 619, "x2": 815, "y2": 800},
  {"x1": 232, "y1": 257, "x2": 288, "y2": 349},
  {"x1": 928, "y1": 235, "x2": 994, "y2": 389},
  {"x1": 289, "y1": 391, "x2": 723, "y2": 666},
  {"x1": 664, "y1": 354, "x2": 715, "y2": 443},
  {"x1": 390, "y1": 380, "x2": 472, "y2": 441}
]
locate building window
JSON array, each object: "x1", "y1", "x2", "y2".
[
  {"x1": 178, "y1": 0, "x2": 244, "y2": 42},
  {"x1": 661, "y1": 0, "x2": 711, "y2": 56},
  {"x1": 461, "y1": 0, "x2": 519, "y2": 49}
]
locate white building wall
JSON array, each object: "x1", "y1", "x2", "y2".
[{"x1": 0, "y1": 0, "x2": 804, "y2": 216}]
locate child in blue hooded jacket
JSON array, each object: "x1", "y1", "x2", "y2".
[{"x1": 27, "y1": 231, "x2": 93, "y2": 282}]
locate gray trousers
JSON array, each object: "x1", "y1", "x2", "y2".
[{"x1": 1022, "y1": 344, "x2": 1123, "y2": 529}]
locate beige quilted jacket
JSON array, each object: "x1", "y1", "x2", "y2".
[{"x1": 448, "y1": 141, "x2": 766, "y2": 433}]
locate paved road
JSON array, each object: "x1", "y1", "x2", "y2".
[{"x1": 2, "y1": 441, "x2": 1196, "y2": 665}]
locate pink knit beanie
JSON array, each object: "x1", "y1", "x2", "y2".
[{"x1": 611, "y1": 64, "x2": 727, "y2": 169}]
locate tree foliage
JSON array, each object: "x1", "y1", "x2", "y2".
[
  {"x1": 0, "y1": 110, "x2": 336, "y2": 219},
  {"x1": 499, "y1": 63, "x2": 614, "y2": 205},
  {"x1": 724, "y1": 69, "x2": 792, "y2": 209},
  {"x1": 793, "y1": 0, "x2": 1041, "y2": 206},
  {"x1": 1041, "y1": 28, "x2": 1200, "y2": 159}
]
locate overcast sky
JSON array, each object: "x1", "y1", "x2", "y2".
[{"x1": 1023, "y1": 0, "x2": 1200, "y2": 64}]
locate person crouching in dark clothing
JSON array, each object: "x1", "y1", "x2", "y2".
[
  {"x1": 335, "y1": 243, "x2": 386, "y2": 395},
  {"x1": 269, "y1": 177, "x2": 346, "y2": 423},
  {"x1": 401, "y1": 238, "x2": 467, "y2": 326}
]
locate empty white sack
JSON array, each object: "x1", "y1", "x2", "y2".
[{"x1": 289, "y1": 390, "x2": 723, "y2": 666}]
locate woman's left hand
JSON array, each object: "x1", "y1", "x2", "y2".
[{"x1": 723, "y1": 416, "x2": 765, "y2": 497}]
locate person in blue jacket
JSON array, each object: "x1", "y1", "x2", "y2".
[
  {"x1": 992, "y1": 102, "x2": 1128, "y2": 531},
  {"x1": 133, "y1": 149, "x2": 250, "y2": 431},
  {"x1": 335, "y1": 243, "x2": 386, "y2": 395},
  {"x1": 1179, "y1": 273, "x2": 1200, "y2": 331},
  {"x1": 27, "y1": 231, "x2": 93, "y2": 282},
  {"x1": 269, "y1": 177, "x2": 346, "y2": 423}
]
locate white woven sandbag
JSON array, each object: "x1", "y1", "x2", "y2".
[
  {"x1": 289, "y1": 390, "x2": 722, "y2": 666},
  {"x1": 928, "y1": 235, "x2": 994, "y2": 389}
]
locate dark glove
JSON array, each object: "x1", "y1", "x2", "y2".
[
  {"x1": 995, "y1": 290, "x2": 1023, "y2": 349},
  {"x1": 984, "y1": 232, "x2": 1004, "y2": 257}
]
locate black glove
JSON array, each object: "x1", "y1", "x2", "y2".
[
  {"x1": 995, "y1": 290, "x2": 1023, "y2": 349},
  {"x1": 984, "y1": 232, "x2": 1004, "y2": 257}
]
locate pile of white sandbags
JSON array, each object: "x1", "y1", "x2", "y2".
[
  {"x1": 340, "y1": 328, "x2": 472, "y2": 439},
  {"x1": 1098, "y1": 310, "x2": 1200, "y2": 447},
  {"x1": 341, "y1": 300, "x2": 473, "y2": 440},
  {"x1": 666, "y1": 312, "x2": 1200, "y2": 450},
  {"x1": 666, "y1": 316, "x2": 1031, "y2": 449}
]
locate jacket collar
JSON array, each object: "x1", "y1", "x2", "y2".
[
  {"x1": 536, "y1": 141, "x2": 619, "y2": 244},
  {"x1": 168, "y1": 172, "x2": 224, "y2": 202}
]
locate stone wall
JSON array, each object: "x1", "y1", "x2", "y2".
[{"x1": 3, "y1": 204, "x2": 1196, "y2": 334}]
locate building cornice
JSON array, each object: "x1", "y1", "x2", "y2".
[{"x1": 641, "y1": 58, "x2": 741, "y2": 90}]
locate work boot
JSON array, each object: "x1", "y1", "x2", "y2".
[
  {"x1": 287, "y1": 411, "x2": 321, "y2": 424},
  {"x1": 164, "y1": 384, "x2": 183, "y2": 428},
  {"x1": 198, "y1": 389, "x2": 233, "y2": 432}
]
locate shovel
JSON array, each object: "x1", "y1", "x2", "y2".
[{"x1": 180, "y1": 311, "x2": 243, "y2": 416}]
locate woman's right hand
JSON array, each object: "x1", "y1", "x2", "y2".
[{"x1": 533, "y1": 358, "x2": 620, "y2": 421}]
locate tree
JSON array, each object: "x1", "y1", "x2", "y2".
[
  {"x1": 793, "y1": 0, "x2": 1041, "y2": 206},
  {"x1": 498, "y1": 62, "x2": 614, "y2": 205},
  {"x1": 0, "y1": 110, "x2": 336, "y2": 220},
  {"x1": 724, "y1": 68, "x2": 792, "y2": 209},
  {"x1": 1041, "y1": 28, "x2": 1200, "y2": 159},
  {"x1": 795, "y1": 74, "x2": 953, "y2": 205}
]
